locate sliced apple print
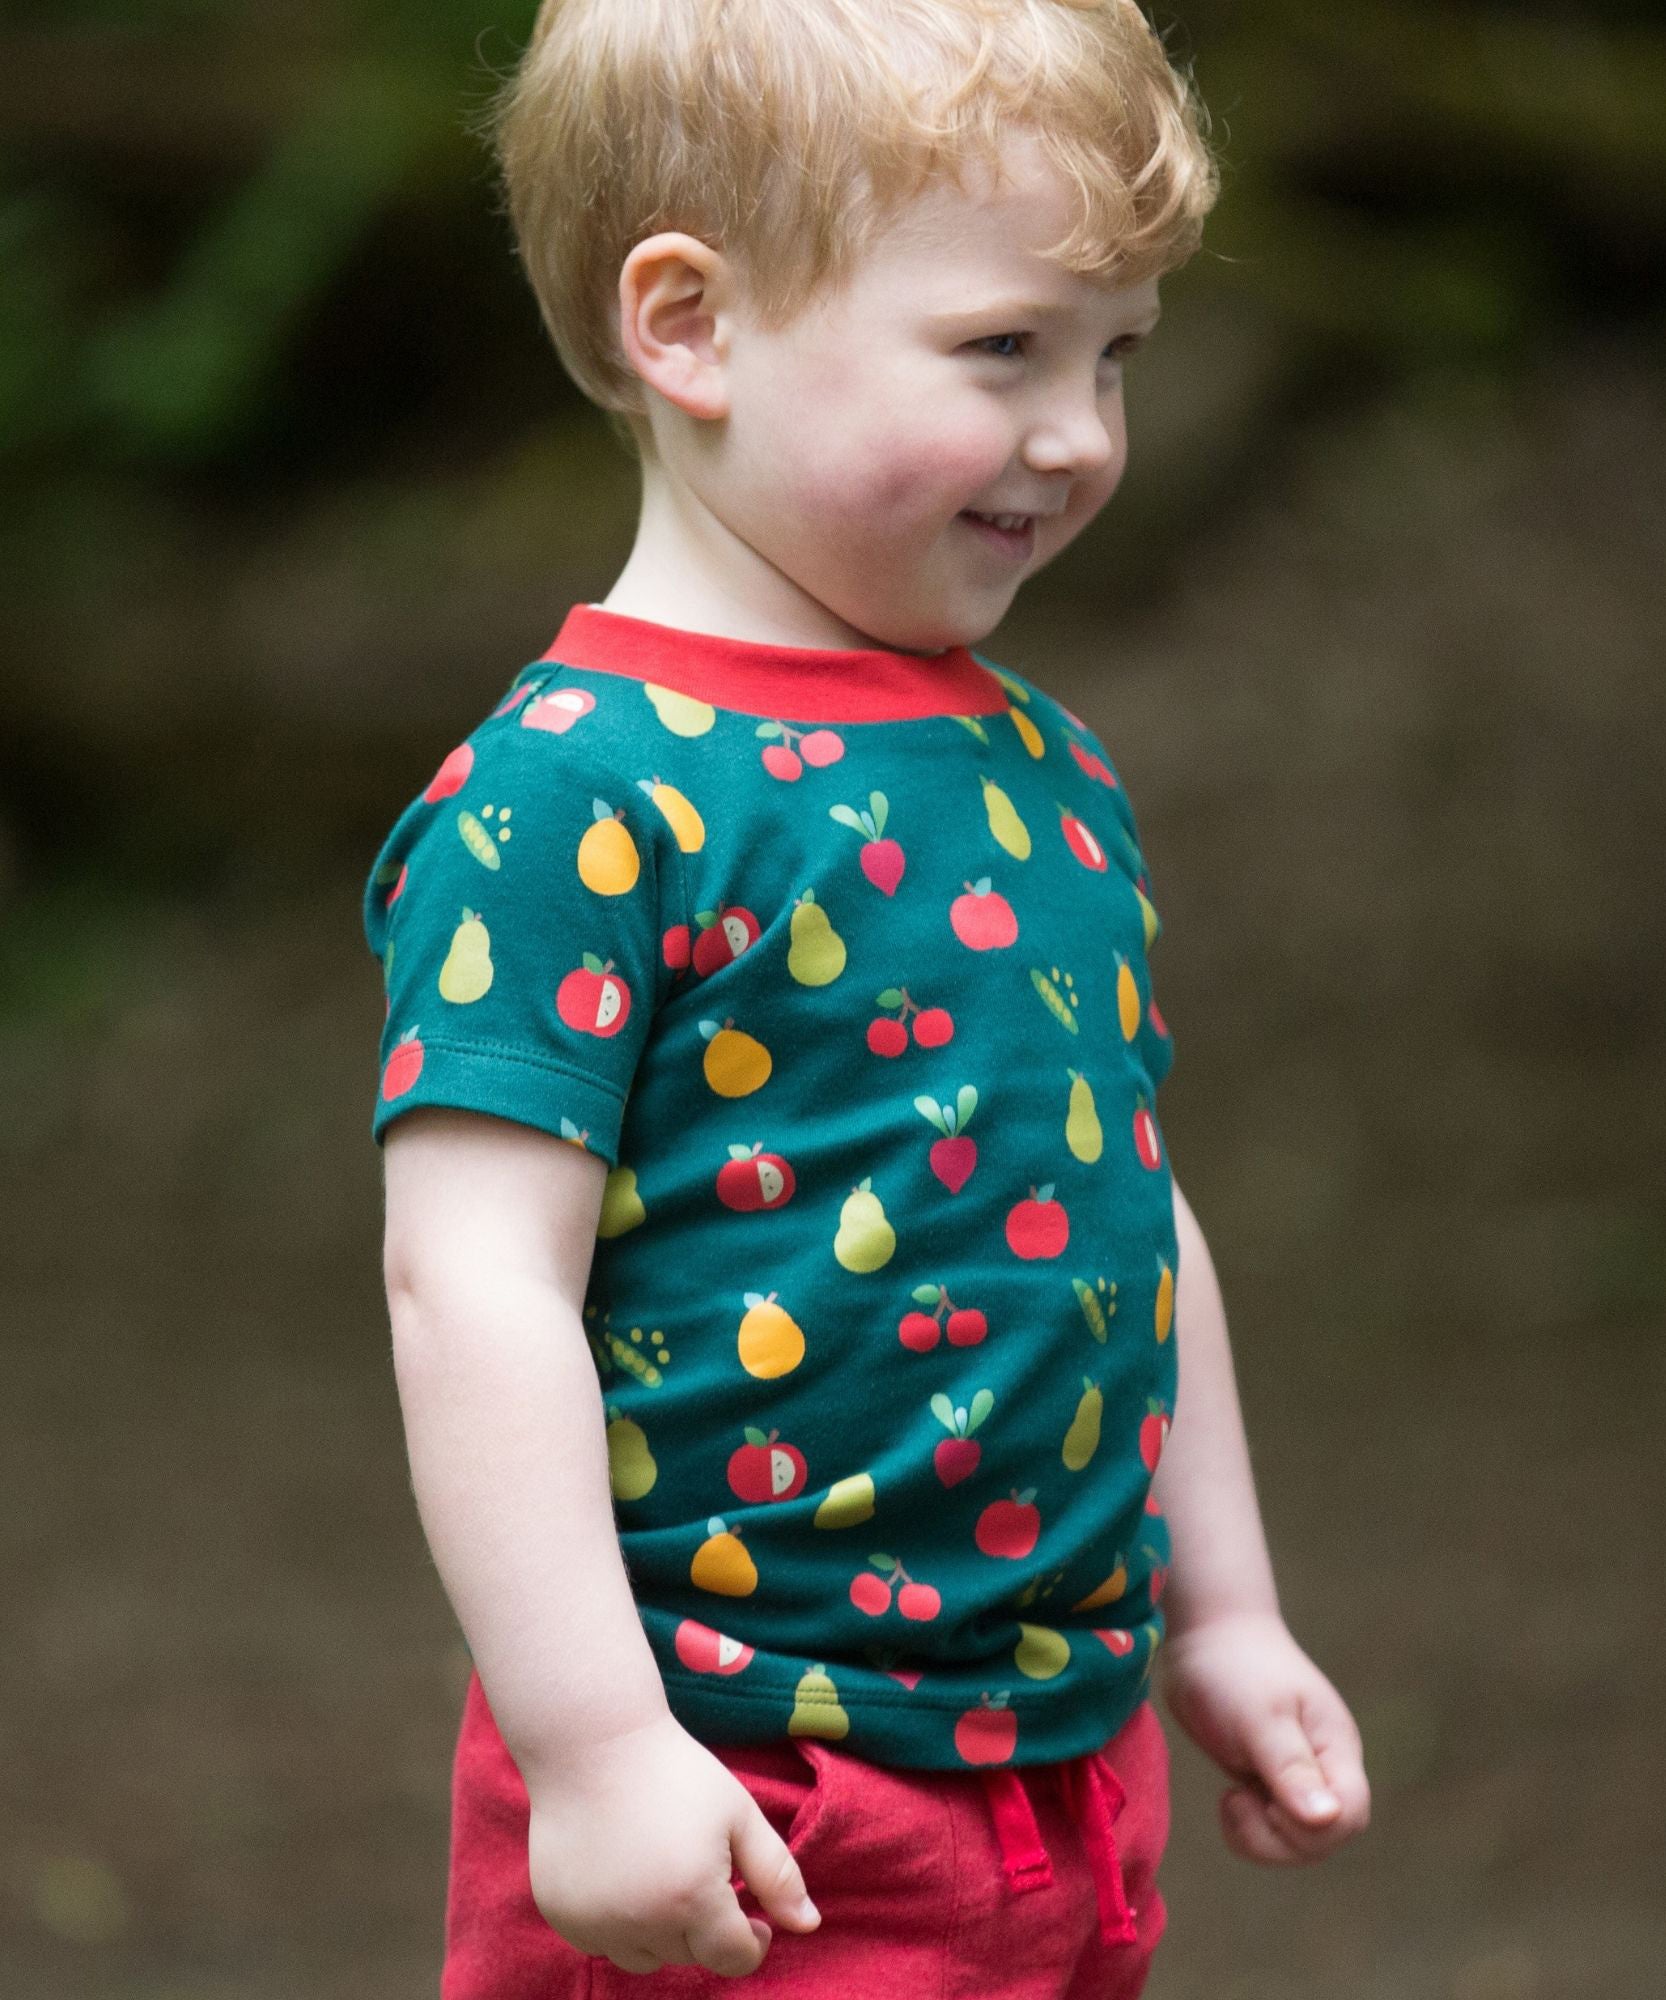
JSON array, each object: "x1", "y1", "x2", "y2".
[
  {"x1": 520, "y1": 684, "x2": 595, "y2": 734},
  {"x1": 673, "y1": 1618, "x2": 755, "y2": 1676},
  {"x1": 555, "y1": 954, "x2": 632, "y2": 1038}
]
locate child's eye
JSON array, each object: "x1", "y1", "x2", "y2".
[{"x1": 971, "y1": 333, "x2": 1146, "y2": 363}]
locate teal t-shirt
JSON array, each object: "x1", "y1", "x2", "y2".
[{"x1": 364, "y1": 603, "x2": 1180, "y2": 1770}]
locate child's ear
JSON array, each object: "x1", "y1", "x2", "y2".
[{"x1": 617, "y1": 232, "x2": 733, "y2": 422}]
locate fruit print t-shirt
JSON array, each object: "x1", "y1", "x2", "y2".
[{"x1": 363, "y1": 602, "x2": 1180, "y2": 1771}]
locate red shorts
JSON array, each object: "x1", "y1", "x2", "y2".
[{"x1": 442, "y1": 1671, "x2": 1170, "y2": 1998}]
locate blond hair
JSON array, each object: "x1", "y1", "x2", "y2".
[{"x1": 478, "y1": 0, "x2": 1220, "y2": 439}]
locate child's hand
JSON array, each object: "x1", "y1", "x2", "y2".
[
  {"x1": 1157, "y1": 1611, "x2": 1370, "y2": 1865},
  {"x1": 525, "y1": 1710, "x2": 823, "y2": 1977}
]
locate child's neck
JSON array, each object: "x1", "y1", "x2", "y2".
[{"x1": 597, "y1": 460, "x2": 949, "y2": 659}]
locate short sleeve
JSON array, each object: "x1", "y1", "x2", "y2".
[{"x1": 362, "y1": 704, "x2": 677, "y2": 1166}]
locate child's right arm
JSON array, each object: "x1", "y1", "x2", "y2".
[
  {"x1": 381, "y1": 1105, "x2": 823, "y2": 1976},
  {"x1": 383, "y1": 1105, "x2": 671, "y2": 1764}
]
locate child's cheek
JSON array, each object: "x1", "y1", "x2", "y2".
[{"x1": 791, "y1": 424, "x2": 1002, "y2": 549}]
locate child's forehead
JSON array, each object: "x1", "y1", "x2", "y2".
[
  {"x1": 863, "y1": 131, "x2": 1123, "y2": 287},
  {"x1": 853, "y1": 140, "x2": 1155, "y2": 317}
]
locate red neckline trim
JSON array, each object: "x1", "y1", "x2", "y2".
[{"x1": 540, "y1": 604, "x2": 1011, "y2": 723}]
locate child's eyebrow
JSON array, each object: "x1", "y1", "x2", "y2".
[{"x1": 929, "y1": 298, "x2": 1162, "y2": 333}]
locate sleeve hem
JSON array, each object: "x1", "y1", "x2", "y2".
[{"x1": 371, "y1": 1037, "x2": 627, "y2": 1164}]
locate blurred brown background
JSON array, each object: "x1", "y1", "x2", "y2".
[{"x1": 3, "y1": 4, "x2": 1663, "y2": 1996}]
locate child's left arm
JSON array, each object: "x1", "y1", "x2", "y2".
[{"x1": 1149, "y1": 1177, "x2": 1372, "y2": 1864}]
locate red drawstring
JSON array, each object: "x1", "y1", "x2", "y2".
[{"x1": 978, "y1": 1752, "x2": 1140, "y2": 1947}]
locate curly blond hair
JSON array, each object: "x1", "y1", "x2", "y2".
[{"x1": 478, "y1": 0, "x2": 1220, "y2": 437}]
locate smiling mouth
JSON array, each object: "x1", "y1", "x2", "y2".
[{"x1": 958, "y1": 511, "x2": 1037, "y2": 558}]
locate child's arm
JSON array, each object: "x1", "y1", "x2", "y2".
[
  {"x1": 1149, "y1": 1177, "x2": 1372, "y2": 1864},
  {"x1": 382, "y1": 1107, "x2": 672, "y2": 1770},
  {"x1": 381, "y1": 1106, "x2": 823, "y2": 1974}
]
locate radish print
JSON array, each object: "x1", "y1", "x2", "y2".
[
  {"x1": 931, "y1": 1388, "x2": 992, "y2": 1486},
  {"x1": 829, "y1": 791, "x2": 905, "y2": 893},
  {"x1": 916, "y1": 1085, "x2": 979, "y2": 1191}
]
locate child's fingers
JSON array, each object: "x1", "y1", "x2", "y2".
[
  {"x1": 1244, "y1": 1708, "x2": 1343, "y2": 1828},
  {"x1": 1219, "y1": 1784, "x2": 1308, "y2": 1865},
  {"x1": 1300, "y1": 1685, "x2": 1372, "y2": 1836}
]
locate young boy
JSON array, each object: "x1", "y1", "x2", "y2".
[{"x1": 365, "y1": 2, "x2": 1370, "y2": 1993}]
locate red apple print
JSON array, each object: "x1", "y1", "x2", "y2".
[
  {"x1": 381, "y1": 1027, "x2": 424, "y2": 1100},
  {"x1": 1139, "y1": 1401, "x2": 1171, "y2": 1473},
  {"x1": 662, "y1": 923, "x2": 691, "y2": 971},
  {"x1": 521, "y1": 685, "x2": 596, "y2": 734},
  {"x1": 384, "y1": 861, "x2": 408, "y2": 907},
  {"x1": 1067, "y1": 739, "x2": 1118, "y2": 787},
  {"x1": 716, "y1": 1142, "x2": 796, "y2": 1212},
  {"x1": 829, "y1": 792, "x2": 905, "y2": 894},
  {"x1": 1005, "y1": 1184, "x2": 1069, "y2": 1259},
  {"x1": 949, "y1": 878, "x2": 1018, "y2": 950},
  {"x1": 556, "y1": 955, "x2": 633, "y2": 1037},
  {"x1": 1132, "y1": 1098, "x2": 1162, "y2": 1170},
  {"x1": 1150, "y1": 1560, "x2": 1169, "y2": 1603},
  {"x1": 917, "y1": 1086, "x2": 979, "y2": 1191},
  {"x1": 692, "y1": 904, "x2": 761, "y2": 976},
  {"x1": 1093, "y1": 1627, "x2": 1136, "y2": 1658},
  {"x1": 912, "y1": 1006, "x2": 954, "y2": 1047},
  {"x1": 727, "y1": 1427, "x2": 807, "y2": 1503},
  {"x1": 423, "y1": 743, "x2": 473, "y2": 802},
  {"x1": 1145, "y1": 1493, "x2": 1163, "y2": 1515},
  {"x1": 897, "y1": 1581, "x2": 941, "y2": 1621},
  {"x1": 976, "y1": 1490, "x2": 1041, "y2": 1559},
  {"x1": 954, "y1": 1695, "x2": 1017, "y2": 1765},
  {"x1": 1149, "y1": 998, "x2": 1169, "y2": 1039},
  {"x1": 799, "y1": 728, "x2": 846, "y2": 767},
  {"x1": 673, "y1": 1619, "x2": 755, "y2": 1676},
  {"x1": 1057, "y1": 804, "x2": 1108, "y2": 871}
]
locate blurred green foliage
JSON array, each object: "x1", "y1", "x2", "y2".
[{"x1": 2, "y1": 0, "x2": 1662, "y2": 475}]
